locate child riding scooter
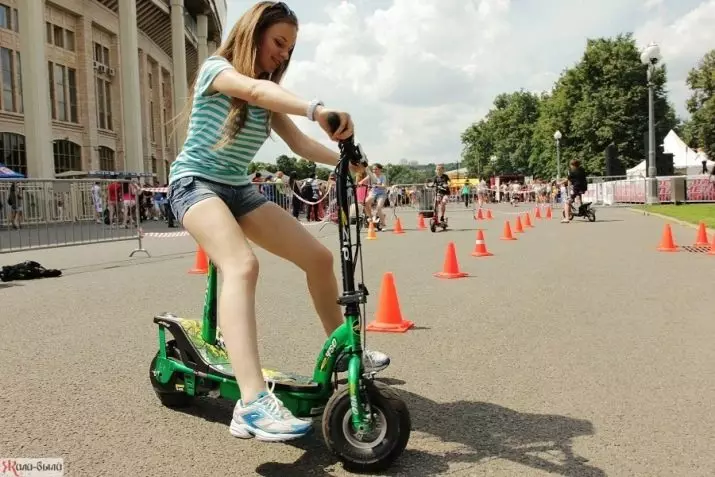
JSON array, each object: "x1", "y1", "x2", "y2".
[{"x1": 426, "y1": 164, "x2": 451, "y2": 232}]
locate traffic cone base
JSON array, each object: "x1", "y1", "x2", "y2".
[
  {"x1": 471, "y1": 229, "x2": 493, "y2": 257},
  {"x1": 434, "y1": 242, "x2": 469, "y2": 279},
  {"x1": 189, "y1": 245, "x2": 209, "y2": 274},
  {"x1": 366, "y1": 272, "x2": 414, "y2": 333},
  {"x1": 657, "y1": 224, "x2": 678, "y2": 252}
]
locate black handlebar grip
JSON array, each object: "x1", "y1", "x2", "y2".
[{"x1": 326, "y1": 112, "x2": 341, "y2": 135}]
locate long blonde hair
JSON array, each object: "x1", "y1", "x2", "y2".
[{"x1": 173, "y1": 2, "x2": 298, "y2": 149}]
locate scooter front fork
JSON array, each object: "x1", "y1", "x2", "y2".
[{"x1": 347, "y1": 355, "x2": 374, "y2": 434}]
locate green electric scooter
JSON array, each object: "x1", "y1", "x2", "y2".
[{"x1": 149, "y1": 113, "x2": 411, "y2": 473}]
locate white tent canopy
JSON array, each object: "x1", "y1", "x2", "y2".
[{"x1": 627, "y1": 129, "x2": 708, "y2": 177}]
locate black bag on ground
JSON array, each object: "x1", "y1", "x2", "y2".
[{"x1": 0, "y1": 261, "x2": 62, "y2": 282}]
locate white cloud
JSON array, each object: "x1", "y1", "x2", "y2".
[
  {"x1": 224, "y1": 0, "x2": 713, "y2": 165},
  {"x1": 634, "y1": 0, "x2": 715, "y2": 116}
]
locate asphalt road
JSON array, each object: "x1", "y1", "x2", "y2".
[{"x1": 1, "y1": 204, "x2": 714, "y2": 476}]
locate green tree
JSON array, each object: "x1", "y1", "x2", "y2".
[
  {"x1": 315, "y1": 166, "x2": 332, "y2": 181},
  {"x1": 461, "y1": 91, "x2": 541, "y2": 177},
  {"x1": 684, "y1": 49, "x2": 715, "y2": 157},
  {"x1": 532, "y1": 34, "x2": 677, "y2": 176},
  {"x1": 463, "y1": 33, "x2": 679, "y2": 179},
  {"x1": 248, "y1": 161, "x2": 277, "y2": 174}
]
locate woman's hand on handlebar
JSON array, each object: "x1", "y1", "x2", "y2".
[{"x1": 317, "y1": 107, "x2": 354, "y2": 141}]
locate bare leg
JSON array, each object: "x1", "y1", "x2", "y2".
[
  {"x1": 181, "y1": 197, "x2": 266, "y2": 403},
  {"x1": 239, "y1": 201, "x2": 342, "y2": 335}
]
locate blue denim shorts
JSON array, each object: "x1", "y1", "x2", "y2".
[{"x1": 168, "y1": 176, "x2": 267, "y2": 225}]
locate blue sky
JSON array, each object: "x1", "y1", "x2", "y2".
[{"x1": 222, "y1": 0, "x2": 715, "y2": 165}]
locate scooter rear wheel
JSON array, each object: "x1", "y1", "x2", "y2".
[
  {"x1": 323, "y1": 381, "x2": 411, "y2": 473},
  {"x1": 150, "y1": 340, "x2": 193, "y2": 408}
]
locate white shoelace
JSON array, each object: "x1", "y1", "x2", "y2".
[{"x1": 259, "y1": 380, "x2": 293, "y2": 420}]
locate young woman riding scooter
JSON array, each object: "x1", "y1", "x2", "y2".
[{"x1": 167, "y1": 1, "x2": 389, "y2": 442}]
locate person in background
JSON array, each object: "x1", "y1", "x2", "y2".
[
  {"x1": 460, "y1": 180, "x2": 471, "y2": 208},
  {"x1": 7, "y1": 182, "x2": 23, "y2": 229},
  {"x1": 562, "y1": 159, "x2": 587, "y2": 223}
]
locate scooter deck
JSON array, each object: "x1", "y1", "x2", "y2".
[{"x1": 154, "y1": 314, "x2": 319, "y2": 390}]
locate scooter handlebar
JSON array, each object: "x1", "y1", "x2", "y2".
[{"x1": 326, "y1": 112, "x2": 365, "y2": 166}]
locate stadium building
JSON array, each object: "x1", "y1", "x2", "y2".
[{"x1": 0, "y1": 0, "x2": 226, "y2": 181}]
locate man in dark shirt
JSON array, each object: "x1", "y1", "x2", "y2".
[{"x1": 563, "y1": 159, "x2": 587, "y2": 222}]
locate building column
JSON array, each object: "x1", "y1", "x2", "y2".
[
  {"x1": 79, "y1": 16, "x2": 99, "y2": 171},
  {"x1": 170, "y1": 0, "x2": 188, "y2": 150},
  {"x1": 139, "y1": 50, "x2": 151, "y2": 168},
  {"x1": 18, "y1": 0, "x2": 54, "y2": 178},
  {"x1": 118, "y1": 0, "x2": 144, "y2": 174},
  {"x1": 197, "y1": 14, "x2": 208, "y2": 65}
]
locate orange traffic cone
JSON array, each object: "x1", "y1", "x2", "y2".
[
  {"x1": 546, "y1": 207, "x2": 553, "y2": 219},
  {"x1": 709, "y1": 233, "x2": 715, "y2": 256},
  {"x1": 535, "y1": 207, "x2": 542, "y2": 219},
  {"x1": 657, "y1": 224, "x2": 679, "y2": 252},
  {"x1": 694, "y1": 221, "x2": 709, "y2": 246},
  {"x1": 471, "y1": 229, "x2": 493, "y2": 257},
  {"x1": 514, "y1": 216, "x2": 525, "y2": 233},
  {"x1": 524, "y1": 212, "x2": 534, "y2": 228},
  {"x1": 417, "y1": 213, "x2": 427, "y2": 230},
  {"x1": 501, "y1": 220, "x2": 517, "y2": 241},
  {"x1": 189, "y1": 245, "x2": 209, "y2": 274},
  {"x1": 434, "y1": 242, "x2": 469, "y2": 279},
  {"x1": 366, "y1": 273, "x2": 414, "y2": 333},
  {"x1": 393, "y1": 217, "x2": 406, "y2": 235},
  {"x1": 475, "y1": 208, "x2": 484, "y2": 220},
  {"x1": 366, "y1": 221, "x2": 377, "y2": 240},
  {"x1": 486, "y1": 209, "x2": 493, "y2": 220}
]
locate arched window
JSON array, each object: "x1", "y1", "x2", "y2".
[
  {"x1": 0, "y1": 132, "x2": 26, "y2": 176},
  {"x1": 53, "y1": 139, "x2": 81, "y2": 174},
  {"x1": 98, "y1": 146, "x2": 115, "y2": 171}
]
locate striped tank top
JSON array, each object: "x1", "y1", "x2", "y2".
[{"x1": 169, "y1": 56, "x2": 269, "y2": 186}]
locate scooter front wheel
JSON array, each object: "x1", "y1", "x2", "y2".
[{"x1": 323, "y1": 381, "x2": 411, "y2": 473}]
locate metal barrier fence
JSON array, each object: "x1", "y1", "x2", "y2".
[
  {"x1": 4, "y1": 173, "x2": 712, "y2": 254},
  {"x1": 1, "y1": 178, "x2": 147, "y2": 255},
  {"x1": 582, "y1": 174, "x2": 715, "y2": 206}
]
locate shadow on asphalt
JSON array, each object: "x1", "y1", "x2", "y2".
[{"x1": 171, "y1": 380, "x2": 604, "y2": 477}]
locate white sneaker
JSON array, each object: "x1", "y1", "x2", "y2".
[{"x1": 229, "y1": 384, "x2": 312, "y2": 442}]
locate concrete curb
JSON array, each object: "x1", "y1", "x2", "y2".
[{"x1": 628, "y1": 207, "x2": 715, "y2": 234}]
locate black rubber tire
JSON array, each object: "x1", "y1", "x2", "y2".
[
  {"x1": 150, "y1": 340, "x2": 194, "y2": 408},
  {"x1": 430, "y1": 221, "x2": 437, "y2": 233},
  {"x1": 323, "y1": 381, "x2": 411, "y2": 473},
  {"x1": 587, "y1": 210, "x2": 596, "y2": 222}
]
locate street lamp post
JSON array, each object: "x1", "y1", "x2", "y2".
[
  {"x1": 641, "y1": 42, "x2": 661, "y2": 205},
  {"x1": 554, "y1": 130, "x2": 562, "y2": 181}
]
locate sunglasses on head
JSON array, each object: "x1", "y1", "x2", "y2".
[{"x1": 271, "y1": 1, "x2": 297, "y2": 18}]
